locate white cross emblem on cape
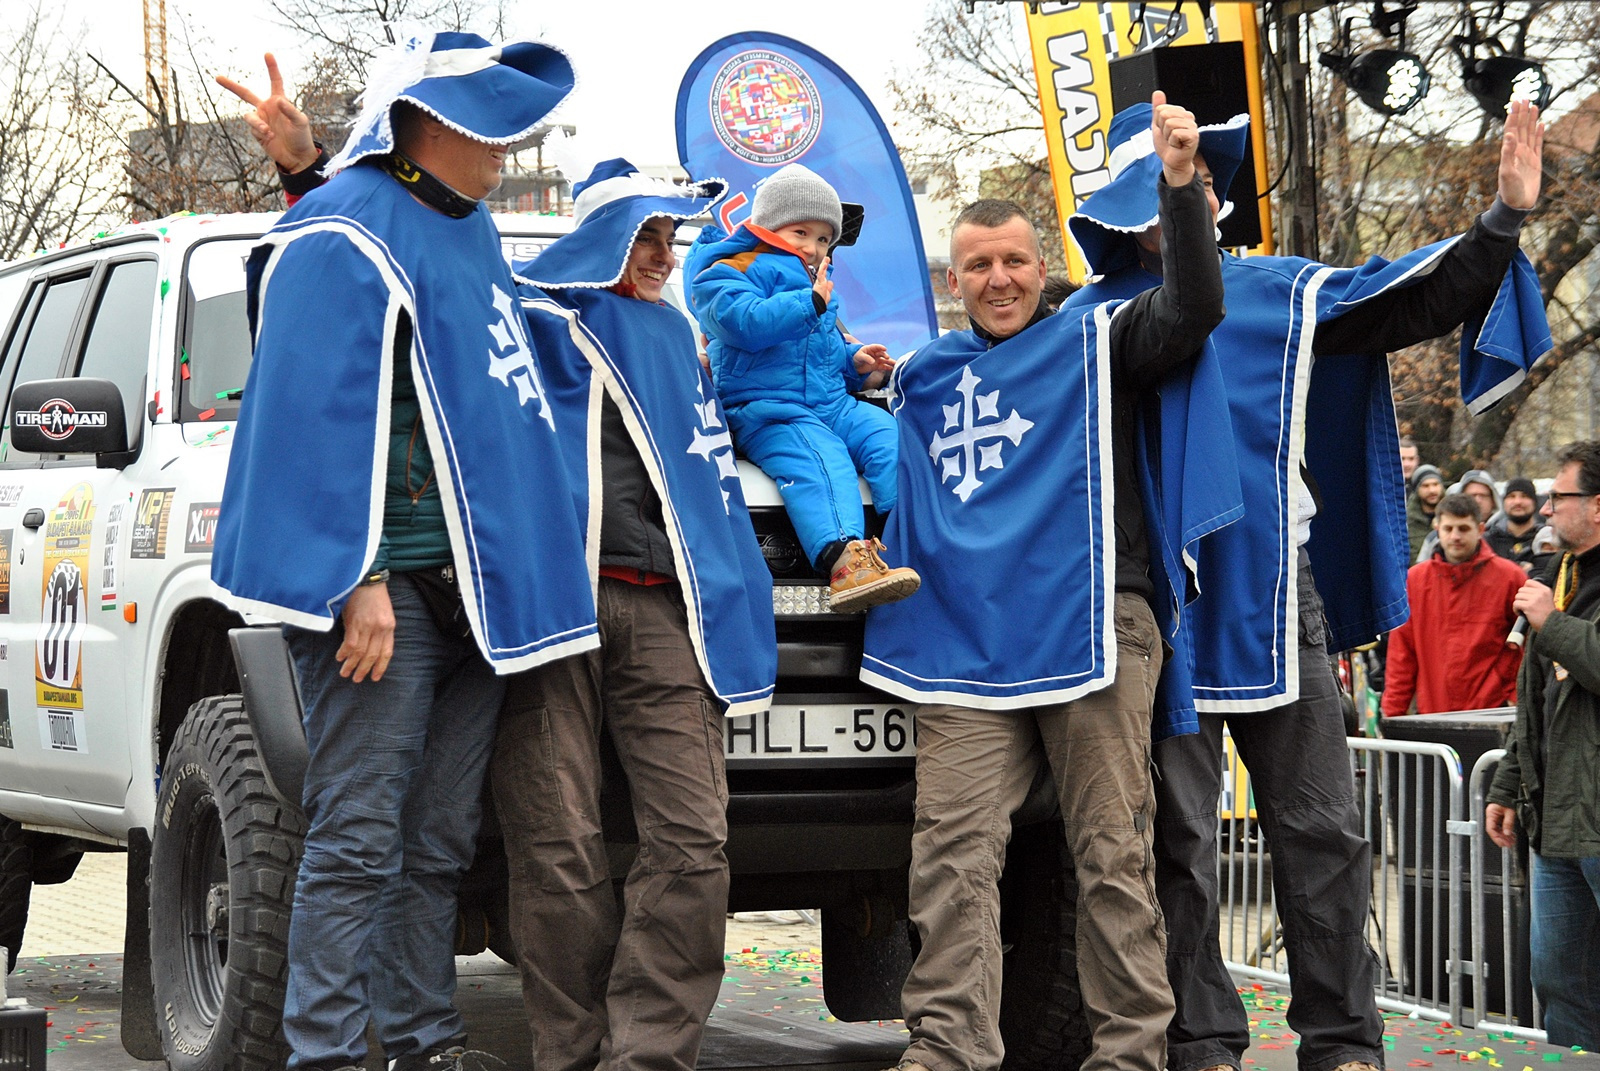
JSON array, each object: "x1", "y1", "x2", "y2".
[{"x1": 928, "y1": 364, "x2": 1034, "y2": 501}]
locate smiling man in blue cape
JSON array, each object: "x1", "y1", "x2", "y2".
[
  {"x1": 489, "y1": 157, "x2": 776, "y2": 1071},
  {"x1": 212, "y1": 33, "x2": 592, "y2": 1071},
  {"x1": 1063, "y1": 99, "x2": 1551, "y2": 1071},
  {"x1": 866, "y1": 94, "x2": 1230, "y2": 1071}
]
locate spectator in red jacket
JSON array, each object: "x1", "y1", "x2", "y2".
[{"x1": 1384, "y1": 493, "x2": 1526, "y2": 716}]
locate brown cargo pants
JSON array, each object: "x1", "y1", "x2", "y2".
[
  {"x1": 491, "y1": 578, "x2": 730, "y2": 1071},
  {"x1": 899, "y1": 593, "x2": 1174, "y2": 1071}
]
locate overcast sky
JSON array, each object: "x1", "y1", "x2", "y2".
[{"x1": 60, "y1": 0, "x2": 936, "y2": 168}]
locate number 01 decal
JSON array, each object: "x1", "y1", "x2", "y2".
[{"x1": 36, "y1": 482, "x2": 94, "y2": 710}]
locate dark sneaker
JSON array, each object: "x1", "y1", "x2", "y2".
[{"x1": 390, "y1": 1043, "x2": 505, "y2": 1071}]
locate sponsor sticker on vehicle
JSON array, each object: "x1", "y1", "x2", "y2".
[
  {"x1": 0, "y1": 691, "x2": 11, "y2": 749},
  {"x1": 0, "y1": 529, "x2": 12, "y2": 614},
  {"x1": 184, "y1": 502, "x2": 220, "y2": 554},
  {"x1": 101, "y1": 503, "x2": 124, "y2": 610},
  {"x1": 36, "y1": 483, "x2": 93, "y2": 710},
  {"x1": 39, "y1": 708, "x2": 85, "y2": 753},
  {"x1": 15, "y1": 398, "x2": 108, "y2": 441},
  {"x1": 132, "y1": 488, "x2": 176, "y2": 559},
  {"x1": 726, "y1": 701, "x2": 916, "y2": 766}
]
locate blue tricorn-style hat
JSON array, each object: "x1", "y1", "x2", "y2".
[
  {"x1": 1067, "y1": 102, "x2": 1251, "y2": 277},
  {"x1": 518, "y1": 158, "x2": 727, "y2": 290},
  {"x1": 327, "y1": 31, "x2": 575, "y2": 174}
]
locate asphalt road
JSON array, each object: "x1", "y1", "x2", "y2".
[{"x1": 7, "y1": 854, "x2": 1595, "y2": 1071}]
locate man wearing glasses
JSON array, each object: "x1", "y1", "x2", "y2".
[{"x1": 1486, "y1": 440, "x2": 1600, "y2": 1050}]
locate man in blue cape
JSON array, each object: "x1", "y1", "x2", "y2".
[
  {"x1": 1063, "y1": 99, "x2": 1550, "y2": 1071},
  {"x1": 495, "y1": 157, "x2": 777, "y2": 1071},
  {"x1": 220, "y1": 49, "x2": 780, "y2": 1063},
  {"x1": 212, "y1": 33, "x2": 593, "y2": 1071},
  {"x1": 867, "y1": 94, "x2": 1232, "y2": 1071}
]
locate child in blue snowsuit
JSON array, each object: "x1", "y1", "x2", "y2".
[{"x1": 687, "y1": 164, "x2": 919, "y2": 613}]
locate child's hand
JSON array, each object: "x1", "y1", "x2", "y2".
[
  {"x1": 812, "y1": 255, "x2": 834, "y2": 305},
  {"x1": 853, "y1": 344, "x2": 895, "y2": 375}
]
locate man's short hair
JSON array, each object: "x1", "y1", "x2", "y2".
[
  {"x1": 950, "y1": 199, "x2": 1041, "y2": 257},
  {"x1": 1437, "y1": 492, "x2": 1482, "y2": 522},
  {"x1": 1556, "y1": 440, "x2": 1600, "y2": 495},
  {"x1": 1399, "y1": 436, "x2": 1416, "y2": 449}
]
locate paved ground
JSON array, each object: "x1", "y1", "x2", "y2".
[{"x1": 6, "y1": 854, "x2": 1595, "y2": 1071}]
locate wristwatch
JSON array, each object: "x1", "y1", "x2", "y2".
[{"x1": 360, "y1": 568, "x2": 391, "y2": 586}]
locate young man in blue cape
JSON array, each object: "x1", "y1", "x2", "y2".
[
  {"x1": 867, "y1": 93, "x2": 1231, "y2": 1071},
  {"x1": 499, "y1": 158, "x2": 777, "y2": 1071},
  {"x1": 1063, "y1": 99, "x2": 1549, "y2": 1071},
  {"x1": 212, "y1": 33, "x2": 594, "y2": 1071}
]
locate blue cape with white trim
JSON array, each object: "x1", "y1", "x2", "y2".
[
  {"x1": 213, "y1": 164, "x2": 598, "y2": 671},
  {"x1": 862, "y1": 304, "x2": 1241, "y2": 734},
  {"x1": 860, "y1": 307, "x2": 1119, "y2": 709},
  {"x1": 517, "y1": 285, "x2": 777, "y2": 716},
  {"x1": 1076, "y1": 237, "x2": 1550, "y2": 714}
]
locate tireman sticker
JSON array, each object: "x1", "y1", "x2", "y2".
[
  {"x1": 710, "y1": 49, "x2": 823, "y2": 165},
  {"x1": 14, "y1": 398, "x2": 109, "y2": 441},
  {"x1": 132, "y1": 487, "x2": 176, "y2": 559},
  {"x1": 184, "y1": 502, "x2": 221, "y2": 553},
  {"x1": 36, "y1": 482, "x2": 94, "y2": 710}
]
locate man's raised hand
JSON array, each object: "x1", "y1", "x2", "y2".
[
  {"x1": 216, "y1": 53, "x2": 320, "y2": 174},
  {"x1": 1150, "y1": 89, "x2": 1200, "y2": 188},
  {"x1": 1498, "y1": 97, "x2": 1545, "y2": 212}
]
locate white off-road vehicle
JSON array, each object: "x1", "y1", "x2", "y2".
[{"x1": 0, "y1": 213, "x2": 1085, "y2": 1071}]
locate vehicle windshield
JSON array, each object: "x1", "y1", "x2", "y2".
[{"x1": 179, "y1": 229, "x2": 692, "y2": 425}]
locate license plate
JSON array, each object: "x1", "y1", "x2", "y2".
[{"x1": 726, "y1": 701, "x2": 917, "y2": 766}]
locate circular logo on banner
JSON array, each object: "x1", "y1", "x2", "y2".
[{"x1": 710, "y1": 50, "x2": 822, "y2": 165}]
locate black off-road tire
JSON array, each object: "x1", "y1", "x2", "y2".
[
  {"x1": 998, "y1": 820, "x2": 1091, "y2": 1071},
  {"x1": 151, "y1": 695, "x2": 306, "y2": 1071},
  {"x1": 1, "y1": 816, "x2": 33, "y2": 973},
  {"x1": 820, "y1": 911, "x2": 915, "y2": 1021}
]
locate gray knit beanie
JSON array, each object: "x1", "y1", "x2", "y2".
[{"x1": 750, "y1": 164, "x2": 843, "y2": 240}]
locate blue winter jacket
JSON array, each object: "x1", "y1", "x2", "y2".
[{"x1": 686, "y1": 223, "x2": 865, "y2": 409}]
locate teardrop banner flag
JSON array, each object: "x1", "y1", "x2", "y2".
[{"x1": 676, "y1": 33, "x2": 939, "y2": 355}]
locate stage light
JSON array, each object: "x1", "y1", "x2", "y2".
[
  {"x1": 1320, "y1": 48, "x2": 1431, "y2": 116},
  {"x1": 1462, "y1": 54, "x2": 1552, "y2": 114}
]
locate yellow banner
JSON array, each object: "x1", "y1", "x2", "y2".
[{"x1": 1026, "y1": 2, "x2": 1272, "y2": 280}]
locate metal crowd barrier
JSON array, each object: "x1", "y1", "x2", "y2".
[
  {"x1": 1467, "y1": 748, "x2": 1545, "y2": 1039},
  {"x1": 1215, "y1": 734, "x2": 1546, "y2": 1040}
]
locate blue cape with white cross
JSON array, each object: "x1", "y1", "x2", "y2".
[
  {"x1": 1075, "y1": 238, "x2": 1549, "y2": 715},
  {"x1": 860, "y1": 305, "x2": 1115, "y2": 710},
  {"x1": 213, "y1": 163, "x2": 599, "y2": 671},
  {"x1": 517, "y1": 284, "x2": 778, "y2": 717},
  {"x1": 860, "y1": 304, "x2": 1241, "y2": 737}
]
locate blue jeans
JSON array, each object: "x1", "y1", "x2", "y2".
[
  {"x1": 1529, "y1": 852, "x2": 1600, "y2": 1048},
  {"x1": 1153, "y1": 561, "x2": 1383, "y2": 1071},
  {"x1": 283, "y1": 574, "x2": 504, "y2": 1069}
]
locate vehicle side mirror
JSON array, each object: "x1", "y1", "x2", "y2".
[{"x1": 11, "y1": 378, "x2": 130, "y2": 459}]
